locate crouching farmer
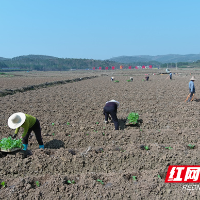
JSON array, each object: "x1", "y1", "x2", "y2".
[
  {"x1": 145, "y1": 74, "x2": 149, "y2": 81},
  {"x1": 111, "y1": 77, "x2": 115, "y2": 81},
  {"x1": 103, "y1": 100, "x2": 119, "y2": 130},
  {"x1": 8, "y1": 112, "x2": 44, "y2": 150},
  {"x1": 130, "y1": 77, "x2": 133, "y2": 81}
]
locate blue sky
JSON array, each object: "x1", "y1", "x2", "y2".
[{"x1": 1, "y1": 0, "x2": 200, "y2": 60}]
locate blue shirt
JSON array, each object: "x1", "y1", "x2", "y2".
[{"x1": 189, "y1": 80, "x2": 195, "y2": 93}]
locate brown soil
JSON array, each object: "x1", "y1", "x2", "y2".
[{"x1": 0, "y1": 69, "x2": 200, "y2": 199}]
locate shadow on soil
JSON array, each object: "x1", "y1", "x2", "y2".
[
  {"x1": 194, "y1": 98, "x2": 200, "y2": 102},
  {"x1": 119, "y1": 119, "x2": 143, "y2": 130},
  {"x1": 0, "y1": 149, "x2": 33, "y2": 159},
  {"x1": 44, "y1": 139, "x2": 65, "y2": 149}
]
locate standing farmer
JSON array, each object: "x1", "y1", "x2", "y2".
[
  {"x1": 169, "y1": 72, "x2": 172, "y2": 80},
  {"x1": 8, "y1": 112, "x2": 44, "y2": 150},
  {"x1": 103, "y1": 100, "x2": 119, "y2": 130},
  {"x1": 166, "y1": 72, "x2": 172, "y2": 80},
  {"x1": 188, "y1": 76, "x2": 196, "y2": 102}
]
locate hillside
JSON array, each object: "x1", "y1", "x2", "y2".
[
  {"x1": 0, "y1": 57, "x2": 9, "y2": 61},
  {"x1": 109, "y1": 54, "x2": 200, "y2": 63},
  {"x1": 0, "y1": 55, "x2": 160, "y2": 71},
  {"x1": 1, "y1": 54, "x2": 200, "y2": 71}
]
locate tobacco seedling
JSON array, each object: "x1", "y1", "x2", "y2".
[
  {"x1": 96, "y1": 122, "x2": 99, "y2": 124},
  {"x1": 97, "y1": 179, "x2": 104, "y2": 185},
  {"x1": 144, "y1": 146, "x2": 149, "y2": 150},
  {"x1": 114, "y1": 80, "x2": 119, "y2": 83},
  {"x1": 188, "y1": 144, "x2": 195, "y2": 149},
  {"x1": 67, "y1": 180, "x2": 75, "y2": 184},
  {"x1": 127, "y1": 112, "x2": 139, "y2": 124},
  {"x1": 0, "y1": 137, "x2": 22, "y2": 150},
  {"x1": 36, "y1": 181, "x2": 40, "y2": 187},
  {"x1": 52, "y1": 123, "x2": 55, "y2": 126},
  {"x1": 132, "y1": 176, "x2": 137, "y2": 181},
  {"x1": 102, "y1": 133, "x2": 105, "y2": 136},
  {"x1": 158, "y1": 175, "x2": 161, "y2": 179},
  {"x1": 127, "y1": 80, "x2": 131, "y2": 82},
  {"x1": 68, "y1": 135, "x2": 71, "y2": 136},
  {"x1": 67, "y1": 122, "x2": 70, "y2": 125},
  {"x1": 1, "y1": 181, "x2": 6, "y2": 188},
  {"x1": 52, "y1": 133, "x2": 55, "y2": 136},
  {"x1": 165, "y1": 147, "x2": 172, "y2": 149}
]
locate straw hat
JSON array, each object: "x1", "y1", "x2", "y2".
[
  {"x1": 8, "y1": 112, "x2": 26, "y2": 129},
  {"x1": 190, "y1": 76, "x2": 196, "y2": 81},
  {"x1": 106, "y1": 100, "x2": 120, "y2": 107}
]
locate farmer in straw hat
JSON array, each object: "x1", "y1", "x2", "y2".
[
  {"x1": 103, "y1": 100, "x2": 119, "y2": 130},
  {"x1": 188, "y1": 76, "x2": 196, "y2": 102},
  {"x1": 8, "y1": 112, "x2": 44, "y2": 150}
]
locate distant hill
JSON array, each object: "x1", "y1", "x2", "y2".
[
  {"x1": 0, "y1": 55, "x2": 132, "y2": 71},
  {"x1": 109, "y1": 54, "x2": 200, "y2": 64},
  {"x1": 11, "y1": 55, "x2": 58, "y2": 61},
  {"x1": 0, "y1": 57, "x2": 9, "y2": 61},
  {"x1": 1, "y1": 54, "x2": 200, "y2": 71}
]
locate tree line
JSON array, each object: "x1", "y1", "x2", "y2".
[{"x1": 0, "y1": 55, "x2": 198, "y2": 71}]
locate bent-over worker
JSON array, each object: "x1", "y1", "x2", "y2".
[
  {"x1": 103, "y1": 100, "x2": 119, "y2": 130},
  {"x1": 145, "y1": 74, "x2": 149, "y2": 81},
  {"x1": 8, "y1": 112, "x2": 44, "y2": 150}
]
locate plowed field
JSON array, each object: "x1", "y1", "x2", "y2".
[{"x1": 0, "y1": 69, "x2": 200, "y2": 199}]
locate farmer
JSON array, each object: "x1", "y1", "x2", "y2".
[
  {"x1": 103, "y1": 100, "x2": 119, "y2": 130},
  {"x1": 188, "y1": 76, "x2": 195, "y2": 102},
  {"x1": 169, "y1": 72, "x2": 172, "y2": 80},
  {"x1": 145, "y1": 74, "x2": 149, "y2": 81},
  {"x1": 111, "y1": 77, "x2": 114, "y2": 81},
  {"x1": 8, "y1": 112, "x2": 44, "y2": 150}
]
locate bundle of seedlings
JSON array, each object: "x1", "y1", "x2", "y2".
[
  {"x1": 0, "y1": 136, "x2": 22, "y2": 152},
  {"x1": 126, "y1": 112, "x2": 139, "y2": 125}
]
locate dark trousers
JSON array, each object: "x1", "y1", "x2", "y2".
[
  {"x1": 104, "y1": 106, "x2": 119, "y2": 130},
  {"x1": 188, "y1": 92, "x2": 194, "y2": 102},
  {"x1": 23, "y1": 119, "x2": 43, "y2": 145}
]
